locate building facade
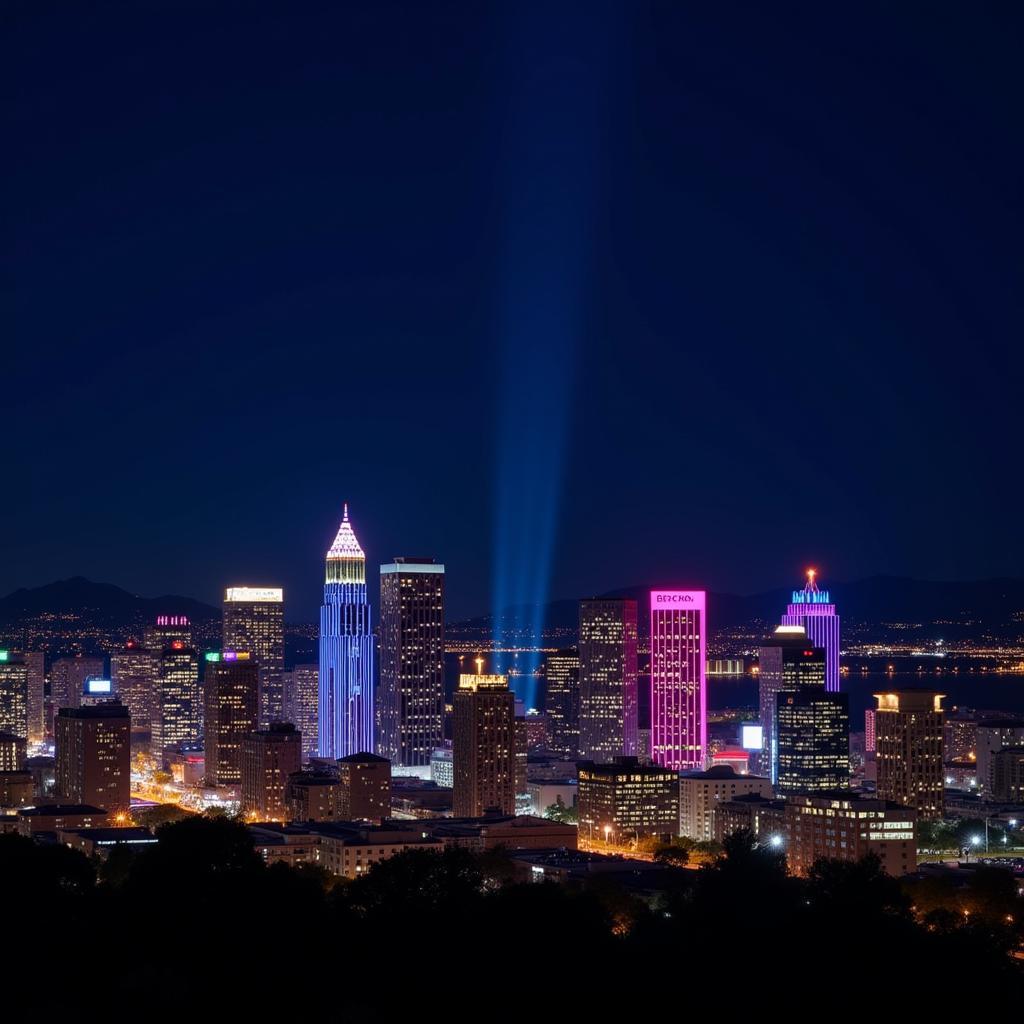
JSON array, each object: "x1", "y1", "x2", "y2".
[
  {"x1": 204, "y1": 654, "x2": 260, "y2": 786},
  {"x1": 452, "y1": 671, "x2": 516, "y2": 817},
  {"x1": 0, "y1": 652, "x2": 29, "y2": 740},
  {"x1": 152, "y1": 642, "x2": 201, "y2": 765},
  {"x1": 873, "y1": 690, "x2": 945, "y2": 820},
  {"x1": 49, "y1": 656, "x2": 105, "y2": 711},
  {"x1": 223, "y1": 586, "x2": 285, "y2": 730},
  {"x1": 319, "y1": 505, "x2": 375, "y2": 759},
  {"x1": 378, "y1": 558, "x2": 445, "y2": 768},
  {"x1": 54, "y1": 704, "x2": 131, "y2": 813},
  {"x1": 545, "y1": 649, "x2": 580, "y2": 758},
  {"x1": 282, "y1": 664, "x2": 319, "y2": 762},
  {"x1": 679, "y1": 765, "x2": 772, "y2": 841},
  {"x1": 24, "y1": 652, "x2": 44, "y2": 744},
  {"x1": 578, "y1": 599, "x2": 638, "y2": 762},
  {"x1": 650, "y1": 590, "x2": 707, "y2": 771},
  {"x1": 775, "y1": 688, "x2": 850, "y2": 794},
  {"x1": 780, "y1": 570, "x2": 840, "y2": 693},
  {"x1": 337, "y1": 751, "x2": 392, "y2": 822},
  {"x1": 577, "y1": 757, "x2": 679, "y2": 844},
  {"x1": 975, "y1": 719, "x2": 1024, "y2": 798},
  {"x1": 110, "y1": 642, "x2": 157, "y2": 737},
  {"x1": 241, "y1": 723, "x2": 303, "y2": 820}
]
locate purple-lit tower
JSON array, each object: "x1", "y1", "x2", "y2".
[
  {"x1": 318, "y1": 505, "x2": 375, "y2": 758},
  {"x1": 650, "y1": 590, "x2": 707, "y2": 771},
  {"x1": 781, "y1": 570, "x2": 840, "y2": 692}
]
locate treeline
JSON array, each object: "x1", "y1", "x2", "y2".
[{"x1": 1, "y1": 819, "x2": 1021, "y2": 1013}]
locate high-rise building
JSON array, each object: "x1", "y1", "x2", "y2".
[
  {"x1": 780, "y1": 570, "x2": 840, "y2": 692},
  {"x1": 241, "y1": 723, "x2": 303, "y2": 820},
  {"x1": 144, "y1": 615, "x2": 192, "y2": 653},
  {"x1": 282, "y1": 664, "x2": 318, "y2": 762},
  {"x1": 990, "y1": 748, "x2": 1024, "y2": 803},
  {"x1": 49, "y1": 655, "x2": 105, "y2": 711},
  {"x1": 110, "y1": 642, "x2": 157, "y2": 737},
  {"x1": 54, "y1": 703, "x2": 131, "y2": 813},
  {"x1": 337, "y1": 752, "x2": 392, "y2": 822},
  {"x1": 453, "y1": 670, "x2": 515, "y2": 817},
  {"x1": 152, "y1": 642, "x2": 201, "y2": 766},
  {"x1": 776, "y1": 689, "x2": 850, "y2": 794},
  {"x1": 873, "y1": 690, "x2": 945, "y2": 820},
  {"x1": 578, "y1": 599, "x2": 638, "y2": 762},
  {"x1": 865, "y1": 708, "x2": 877, "y2": 753},
  {"x1": 577, "y1": 757, "x2": 679, "y2": 845},
  {"x1": 975, "y1": 719, "x2": 1024, "y2": 798},
  {"x1": 650, "y1": 590, "x2": 707, "y2": 771},
  {"x1": 24, "y1": 652, "x2": 44, "y2": 744},
  {"x1": 0, "y1": 732, "x2": 27, "y2": 771},
  {"x1": 0, "y1": 652, "x2": 29, "y2": 740},
  {"x1": 223, "y1": 587, "x2": 285, "y2": 730},
  {"x1": 319, "y1": 505, "x2": 374, "y2": 759},
  {"x1": 678, "y1": 765, "x2": 772, "y2": 841},
  {"x1": 378, "y1": 558, "x2": 445, "y2": 768},
  {"x1": 545, "y1": 649, "x2": 580, "y2": 758},
  {"x1": 757, "y1": 626, "x2": 826, "y2": 783},
  {"x1": 204, "y1": 653, "x2": 259, "y2": 787}
]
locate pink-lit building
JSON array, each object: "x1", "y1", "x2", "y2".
[{"x1": 650, "y1": 590, "x2": 706, "y2": 771}]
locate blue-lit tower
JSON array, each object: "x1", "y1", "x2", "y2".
[
  {"x1": 318, "y1": 504, "x2": 375, "y2": 758},
  {"x1": 780, "y1": 570, "x2": 841, "y2": 692}
]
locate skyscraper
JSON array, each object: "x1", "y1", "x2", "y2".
[
  {"x1": 49, "y1": 655, "x2": 105, "y2": 711},
  {"x1": 545, "y1": 648, "x2": 580, "y2": 758},
  {"x1": 55, "y1": 703, "x2": 131, "y2": 813},
  {"x1": 578, "y1": 599, "x2": 638, "y2": 762},
  {"x1": 775, "y1": 688, "x2": 850, "y2": 794},
  {"x1": 282, "y1": 664, "x2": 318, "y2": 762},
  {"x1": 110, "y1": 641, "x2": 157, "y2": 737},
  {"x1": 453, "y1": 668, "x2": 515, "y2": 817},
  {"x1": 144, "y1": 615, "x2": 192, "y2": 653},
  {"x1": 780, "y1": 570, "x2": 841, "y2": 692},
  {"x1": 650, "y1": 590, "x2": 707, "y2": 771},
  {"x1": 319, "y1": 505, "x2": 374, "y2": 759},
  {"x1": 223, "y1": 587, "x2": 285, "y2": 729},
  {"x1": 758, "y1": 626, "x2": 827, "y2": 783},
  {"x1": 873, "y1": 690, "x2": 945, "y2": 820},
  {"x1": 24, "y1": 652, "x2": 44, "y2": 745},
  {"x1": 378, "y1": 557, "x2": 445, "y2": 768},
  {"x1": 0, "y1": 651, "x2": 28, "y2": 740},
  {"x1": 204, "y1": 653, "x2": 259, "y2": 787},
  {"x1": 241, "y1": 723, "x2": 303, "y2": 820},
  {"x1": 152, "y1": 641, "x2": 200, "y2": 766}
]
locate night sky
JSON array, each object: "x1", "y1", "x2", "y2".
[{"x1": 5, "y1": 3, "x2": 1022, "y2": 622}]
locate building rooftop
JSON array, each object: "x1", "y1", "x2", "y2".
[
  {"x1": 55, "y1": 703, "x2": 129, "y2": 720},
  {"x1": 58, "y1": 827, "x2": 156, "y2": 845},
  {"x1": 337, "y1": 752, "x2": 389, "y2": 764},
  {"x1": 680, "y1": 765, "x2": 768, "y2": 781},
  {"x1": 19, "y1": 804, "x2": 107, "y2": 816}
]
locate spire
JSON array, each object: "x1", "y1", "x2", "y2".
[
  {"x1": 327, "y1": 504, "x2": 365, "y2": 561},
  {"x1": 803, "y1": 567, "x2": 819, "y2": 593}
]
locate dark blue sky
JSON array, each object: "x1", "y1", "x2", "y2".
[{"x1": 4, "y1": 2, "x2": 1022, "y2": 621}]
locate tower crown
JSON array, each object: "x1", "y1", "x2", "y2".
[{"x1": 326, "y1": 504, "x2": 366, "y2": 584}]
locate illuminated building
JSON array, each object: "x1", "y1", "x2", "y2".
[
  {"x1": 0, "y1": 732, "x2": 26, "y2": 771},
  {"x1": 110, "y1": 642, "x2": 157, "y2": 738},
  {"x1": 545, "y1": 648, "x2": 580, "y2": 758},
  {"x1": 864, "y1": 708, "x2": 876, "y2": 753},
  {"x1": 757, "y1": 626, "x2": 826, "y2": 783},
  {"x1": 241, "y1": 723, "x2": 303, "y2": 820},
  {"x1": 337, "y1": 751, "x2": 392, "y2": 822},
  {"x1": 524, "y1": 711, "x2": 549, "y2": 752},
  {"x1": 17, "y1": 804, "x2": 108, "y2": 835},
  {"x1": 287, "y1": 772, "x2": 342, "y2": 821},
  {"x1": 319, "y1": 505, "x2": 374, "y2": 758},
  {"x1": 152, "y1": 642, "x2": 200, "y2": 765},
  {"x1": 58, "y1": 827, "x2": 158, "y2": 860},
  {"x1": 81, "y1": 677, "x2": 116, "y2": 707},
  {"x1": 144, "y1": 615, "x2": 191, "y2": 653},
  {"x1": 0, "y1": 770, "x2": 34, "y2": 810},
  {"x1": 650, "y1": 590, "x2": 707, "y2": 771},
  {"x1": 54, "y1": 704, "x2": 131, "y2": 813},
  {"x1": 515, "y1": 716, "x2": 528, "y2": 795},
  {"x1": 679, "y1": 765, "x2": 772, "y2": 841},
  {"x1": 776, "y1": 689, "x2": 850, "y2": 794},
  {"x1": 990, "y1": 748, "x2": 1024, "y2": 802},
  {"x1": 709, "y1": 747, "x2": 750, "y2": 774},
  {"x1": 223, "y1": 586, "x2": 285, "y2": 730},
  {"x1": 453, "y1": 670, "x2": 515, "y2": 817},
  {"x1": 975, "y1": 719, "x2": 1024, "y2": 798},
  {"x1": 873, "y1": 690, "x2": 945, "y2": 820},
  {"x1": 944, "y1": 711, "x2": 978, "y2": 762},
  {"x1": 49, "y1": 655, "x2": 104, "y2": 711},
  {"x1": 578, "y1": 599, "x2": 638, "y2": 762},
  {"x1": 430, "y1": 746, "x2": 453, "y2": 788},
  {"x1": 204, "y1": 653, "x2": 259, "y2": 786},
  {"x1": 783, "y1": 794, "x2": 917, "y2": 877},
  {"x1": 577, "y1": 757, "x2": 678, "y2": 843},
  {"x1": 713, "y1": 792, "x2": 786, "y2": 844},
  {"x1": 780, "y1": 570, "x2": 840, "y2": 692},
  {"x1": 282, "y1": 664, "x2": 319, "y2": 762},
  {"x1": 24, "y1": 652, "x2": 44, "y2": 744},
  {"x1": 0, "y1": 652, "x2": 29, "y2": 739}
]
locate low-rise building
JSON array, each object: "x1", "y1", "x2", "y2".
[
  {"x1": 0, "y1": 771, "x2": 34, "y2": 811},
  {"x1": 712, "y1": 792, "x2": 786, "y2": 845},
  {"x1": 678, "y1": 766, "x2": 772, "y2": 841},
  {"x1": 17, "y1": 804, "x2": 108, "y2": 835},
  {"x1": 287, "y1": 772, "x2": 342, "y2": 822},
  {"x1": 577, "y1": 757, "x2": 678, "y2": 846},
  {"x1": 58, "y1": 827, "x2": 158, "y2": 859}
]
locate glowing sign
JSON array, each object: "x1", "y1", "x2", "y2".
[
  {"x1": 741, "y1": 724, "x2": 764, "y2": 751},
  {"x1": 86, "y1": 678, "x2": 112, "y2": 694},
  {"x1": 156, "y1": 615, "x2": 189, "y2": 626},
  {"x1": 225, "y1": 587, "x2": 283, "y2": 602},
  {"x1": 205, "y1": 652, "x2": 220, "y2": 662},
  {"x1": 0, "y1": 650, "x2": 7, "y2": 662}
]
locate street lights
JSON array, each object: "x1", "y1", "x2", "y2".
[{"x1": 603, "y1": 824, "x2": 612, "y2": 847}]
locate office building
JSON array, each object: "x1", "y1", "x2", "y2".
[
  {"x1": 152, "y1": 641, "x2": 201, "y2": 765},
  {"x1": 0, "y1": 732, "x2": 26, "y2": 771},
  {"x1": 282, "y1": 664, "x2": 319, "y2": 762},
  {"x1": 577, "y1": 757, "x2": 679, "y2": 845},
  {"x1": 144, "y1": 615, "x2": 192, "y2": 653},
  {"x1": 319, "y1": 505, "x2": 374, "y2": 759},
  {"x1": 288, "y1": 772, "x2": 343, "y2": 822},
  {"x1": 49, "y1": 655, "x2": 105, "y2": 711},
  {"x1": 337, "y1": 751, "x2": 392, "y2": 822},
  {"x1": 430, "y1": 746, "x2": 453, "y2": 788},
  {"x1": 0, "y1": 770, "x2": 34, "y2": 810},
  {"x1": 944, "y1": 710, "x2": 978, "y2": 762},
  {"x1": 990, "y1": 748, "x2": 1024, "y2": 803},
  {"x1": 204, "y1": 653, "x2": 259, "y2": 786},
  {"x1": 976, "y1": 719, "x2": 1024, "y2": 798},
  {"x1": 757, "y1": 626, "x2": 826, "y2": 783},
  {"x1": 776, "y1": 689, "x2": 850, "y2": 794},
  {"x1": 241, "y1": 723, "x2": 303, "y2": 820},
  {"x1": 678, "y1": 765, "x2": 772, "y2": 841},
  {"x1": 578, "y1": 599, "x2": 638, "y2": 762},
  {"x1": 780, "y1": 570, "x2": 840, "y2": 692},
  {"x1": 223, "y1": 586, "x2": 285, "y2": 729},
  {"x1": 873, "y1": 690, "x2": 945, "y2": 820},
  {"x1": 545, "y1": 649, "x2": 580, "y2": 758},
  {"x1": 54, "y1": 704, "x2": 131, "y2": 813},
  {"x1": 0, "y1": 652, "x2": 29, "y2": 740},
  {"x1": 453, "y1": 670, "x2": 515, "y2": 817},
  {"x1": 110, "y1": 642, "x2": 157, "y2": 735},
  {"x1": 650, "y1": 590, "x2": 707, "y2": 771},
  {"x1": 713, "y1": 792, "x2": 787, "y2": 845},
  {"x1": 378, "y1": 558, "x2": 445, "y2": 768},
  {"x1": 24, "y1": 652, "x2": 44, "y2": 744}
]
